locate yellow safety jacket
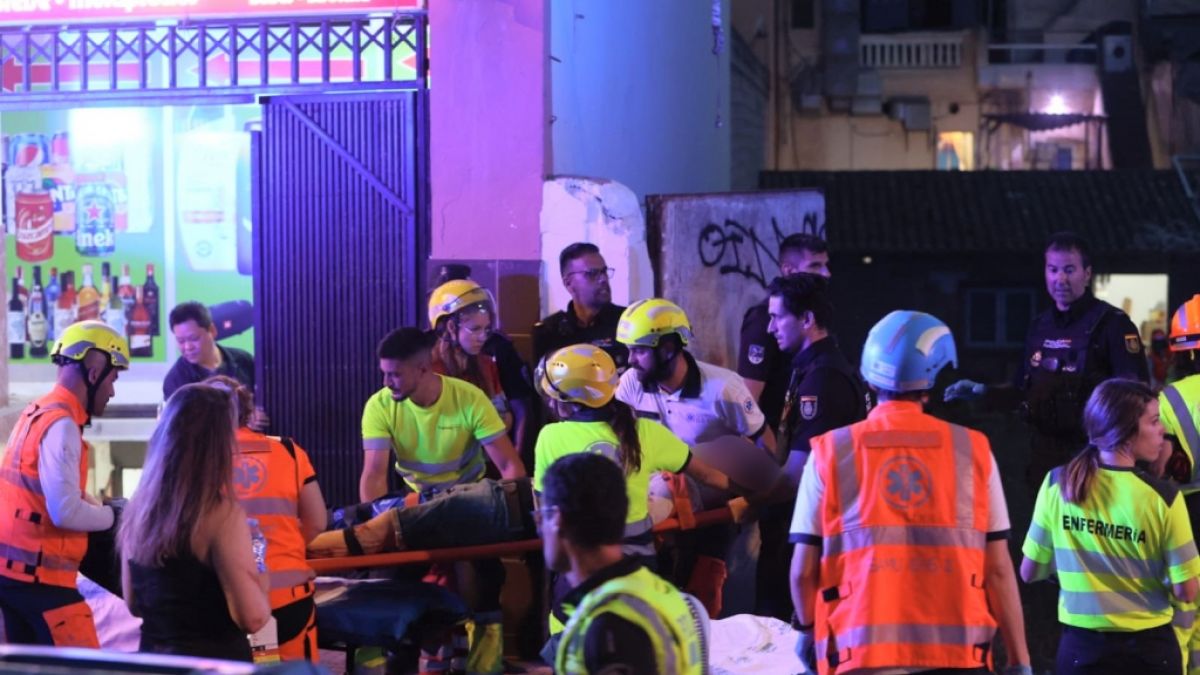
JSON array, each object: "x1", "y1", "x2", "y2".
[{"x1": 555, "y1": 566, "x2": 704, "y2": 675}]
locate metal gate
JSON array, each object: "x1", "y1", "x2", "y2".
[{"x1": 253, "y1": 93, "x2": 425, "y2": 506}]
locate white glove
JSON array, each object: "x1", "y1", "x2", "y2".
[{"x1": 944, "y1": 379, "x2": 986, "y2": 402}]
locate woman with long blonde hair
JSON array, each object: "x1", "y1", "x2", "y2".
[{"x1": 118, "y1": 383, "x2": 270, "y2": 660}]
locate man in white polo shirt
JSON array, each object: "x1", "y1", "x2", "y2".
[{"x1": 614, "y1": 298, "x2": 778, "y2": 615}]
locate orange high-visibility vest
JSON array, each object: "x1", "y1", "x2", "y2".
[
  {"x1": 0, "y1": 386, "x2": 91, "y2": 588},
  {"x1": 233, "y1": 428, "x2": 315, "y2": 607},
  {"x1": 809, "y1": 401, "x2": 997, "y2": 673}
]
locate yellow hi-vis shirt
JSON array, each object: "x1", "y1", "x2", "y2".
[
  {"x1": 534, "y1": 417, "x2": 690, "y2": 529},
  {"x1": 1161, "y1": 375, "x2": 1200, "y2": 493},
  {"x1": 1022, "y1": 464, "x2": 1200, "y2": 631},
  {"x1": 361, "y1": 375, "x2": 507, "y2": 493}
]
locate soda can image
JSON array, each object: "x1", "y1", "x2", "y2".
[{"x1": 14, "y1": 192, "x2": 53, "y2": 262}]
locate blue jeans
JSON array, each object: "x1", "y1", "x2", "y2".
[{"x1": 393, "y1": 478, "x2": 532, "y2": 550}]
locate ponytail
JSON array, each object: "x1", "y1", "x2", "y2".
[
  {"x1": 607, "y1": 401, "x2": 643, "y2": 475},
  {"x1": 1060, "y1": 443, "x2": 1100, "y2": 505}
]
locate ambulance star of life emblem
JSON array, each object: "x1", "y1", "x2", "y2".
[
  {"x1": 800, "y1": 395, "x2": 818, "y2": 420},
  {"x1": 233, "y1": 456, "x2": 268, "y2": 497},
  {"x1": 748, "y1": 344, "x2": 765, "y2": 365},
  {"x1": 880, "y1": 456, "x2": 932, "y2": 509}
]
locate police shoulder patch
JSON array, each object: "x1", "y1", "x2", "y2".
[
  {"x1": 800, "y1": 395, "x2": 818, "y2": 420},
  {"x1": 748, "y1": 344, "x2": 765, "y2": 365},
  {"x1": 1125, "y1": 334, "x2": 1143, "y2": 354}
]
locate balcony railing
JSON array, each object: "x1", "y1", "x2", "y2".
[{"x1": 860, "y1": 34, "x2": 963, "y2": 69}]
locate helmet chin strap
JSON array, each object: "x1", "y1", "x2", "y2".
[{"x1": 77, "y1": 359, "x2": 114, "y2": 426}]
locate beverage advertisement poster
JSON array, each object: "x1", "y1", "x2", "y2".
[{"x1": 2, "y1": 105, "x2": 255, "y2": 374}]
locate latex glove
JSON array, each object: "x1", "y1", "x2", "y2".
[
  {"x1": 1000, "y1": 666, "x2": 1033, "y2": 675},
  {"x1": 944, "y1": 379, "x2": 986, "y2": 402},
  {"x1": 794, "y1": 628, "x2": 816, "y2": 673},
  {"x1": 727, "y1": 496, "x2": 756, "y2": 524}
]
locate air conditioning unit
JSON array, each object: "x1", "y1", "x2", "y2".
[
  {"x1": 1102, "y1": 34, "x2": 1133, "y2": 73},
  {"x1": 886, "y1": 97, "x2": 932, "y2": 131}
]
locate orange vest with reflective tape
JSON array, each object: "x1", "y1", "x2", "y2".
[
  {"x1": 0, "y1": 386, "x2": 91, "y2": 588},
  {"x1": 809, "y1": 401, "x2": 997, "y2": 673},
  {"x1": 234, "y1": 428, "x2": 314, "y2": 607}
]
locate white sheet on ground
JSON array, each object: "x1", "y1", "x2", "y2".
[
  {"x1": 709, "y1": 613, "x2": 807, "y2": 674},
  {"x1": 78, "y1": 574, "x2": 141, "y2": 652}
]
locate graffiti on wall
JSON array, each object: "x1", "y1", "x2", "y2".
[
  {"x1": 697, "y1": 212, "x2": 823, "y2": 288},
  {"x1": 646, "y1": 190, "x2": 826, "y2": 369}
]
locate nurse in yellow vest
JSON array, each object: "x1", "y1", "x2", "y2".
[
  {"x1": 1022, "y1": 378, "x2": 1200, "y2": 674},
  {"x1": 539, "y1": 451, "x2": 705, "y2": 674},
  {"x1": 0, "y1": 320, "x2": 128, "y2": 647}
]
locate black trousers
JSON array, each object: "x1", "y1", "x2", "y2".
[{"x1": 1056, "y1": 623, "x2": 1181, "y2": 675}]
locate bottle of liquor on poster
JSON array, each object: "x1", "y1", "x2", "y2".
[
  {"x1": 129, "y1": 286, "x2": 152, "y2": 358},
  {"x1": 104, "y1": 276, "x2": 126, "y2": 338},
  {"x1": 77, "y1": 264, "x2": 101, "y2": 321},
  {"x1": 9, "y1": 276, "x2": 25, "y2": 359},
  {"x1": 54, "y1": 272, "x2": 76, "y2": 340},
  {"x1": 144, "y1": 264, "x2": 160, "y2": 336},
  {"x1": 27, "y1": 266, "x2": 47, "y2": 358},
  {"x1": 74, "y1": 176, "x2": 116, "y2": 257},
  {"x1": 45, "y1": 266, "x2": 59, "y2": 342},
  {"x1": 118, "y1": 263, "x2": 135, "y2": 319},
  {"x1": 99, "y1": 262, "x2": 111, "y2": 308},
  {"x1": 14, "y1": 266, "x2": 27, "y2": 309}
]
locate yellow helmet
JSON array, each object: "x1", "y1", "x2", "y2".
[
  {"x1": 51, "y1": 320, "x2": 131, "y2": 369},
  {"x1": 616, "y1": 298, "x2": 693, "y2": 347},
  {"x1": 427, "y1": 279, "x2": 494, "y2": 329},
  {"x1": 536, "y1": 344, "x2": 618, "y2": 408}
]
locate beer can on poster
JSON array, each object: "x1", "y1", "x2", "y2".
[{"x1": 75, "y1": 177, "x2": 116, "y2": 257}]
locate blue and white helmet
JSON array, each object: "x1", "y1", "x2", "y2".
[{"x1": 860, "y1": 310, "x2": 957, "y2": 393}]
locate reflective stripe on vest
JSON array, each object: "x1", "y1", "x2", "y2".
[
  {"x1": 1174, "y1": 607, "x2": 1196, "y2": 630},
  {"x1": 823, "y1": 525, "x2": 987, "y2": 556},
  {"x1": 0, "y1": 467, "x2": 43, "y2": 496},
  {"x1": 403, "y1": 458, "x2": 486, "y2": 492},
  {"x1": 1061, "y1": 588, "x2": 1172, "y2": 615},
  {"x1": 241, "y1": 497, "x2": 299, "y2": 518},
  {"x1": 1163, "y1": 385, "x2": 1200, "y2": 490},
  {"x1": 395, "y1": 447, "x2": 483, "y2": 477},
  {"x1": 0, "y1": 541, "x2": 80, "y2": 570},
  {"x1": 269, "y1": 568, "x2": 314, "y2": 590},
  {"x1": 815, "y1": 623, "x2": 996, "y2": 662},
  {"x1": 1052, "y1": 547, "x2": 1164, "y2": 583}
]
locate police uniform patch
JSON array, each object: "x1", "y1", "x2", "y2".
[
  {"x1": 1030, "y1": 350, "x2": 1042, "y2": 368},
  {"x1": 800, "y1": 395, "x2": 818, "y2": 420},
  {"x1": 748, "y1": 344, "x2": 765, "y2": 365},
  {"x1": 1125, "y1": 334, "x2": 1143, "y2": 354}
]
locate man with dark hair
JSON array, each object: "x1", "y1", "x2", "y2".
[
  {"x1": 163, "y1": 301, "x2": 255, "y2": 401},
  {"x1": 757, "y1": 272, "x2": 867, "y2": 620},
  {"x1": 532, "y1": 242, "x2": 627, "y2": 367},
  {"x1": 738, "y1": 234, "x2": 830, "y2": 431},
  {"x1": 946, "y1": 231, "x2": 1148, "y2": 486},
  {"x1": 360, "y1": 326, "x2": 525, "y2": 674},
  {"x1": 541, "y1": 453, "x2": 705, "y2": 674}
]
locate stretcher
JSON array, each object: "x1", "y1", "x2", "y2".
[{"x1": 306, "y1": 506, "x2": 734, "y2": 574}]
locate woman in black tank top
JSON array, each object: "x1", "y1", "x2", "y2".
[{"x1": 117, "y1": 383, "x2": 271, "y2": 660}]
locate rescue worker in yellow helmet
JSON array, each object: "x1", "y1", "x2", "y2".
[
  {"x1": 614, "y1": 298, "x2": 785, "y2": 616},
  {"x1": 540, "y1": 452, "x2": 706, "y2": 675},
  {"x1": 1154, "y1": 294, "x2": 1200, "y2": 673},
  {"x1": 428, "y1": 280, "x2": 516, "y2": 433},
  {"x1": 534, "y1": 343, "x2": 765, "y2": 647},
  {"x1": 0, "y1": 320, "x2": 129, "y2": 647}
]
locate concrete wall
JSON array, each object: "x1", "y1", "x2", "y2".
[
  {"x1": 549, "y1": 0, "x2": 732, "y2": 202},
  {"x1": 429, "y1": 0, "x2": 547, "y2": 262}
]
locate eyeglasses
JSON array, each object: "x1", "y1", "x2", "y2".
[
  {"x1": 531, "y1": 505, "x2": 558, "y2": 527},
  {"x1": 566, "y1": 267, "x2": 615, "y2": 282}
]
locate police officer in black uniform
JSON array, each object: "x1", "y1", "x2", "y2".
[
  {"x1": 758, "y1": 273, "x2": 867, "y2": 620},
  {"x1": 738, "y1": 234, "x2": 831, "y2": 431},
  {"x1": 532, "y1": 242, "x2": 628, "y2": 369},
  {"x1": 946, "y1": 231, "x2": 1149, "y2": 487}
]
